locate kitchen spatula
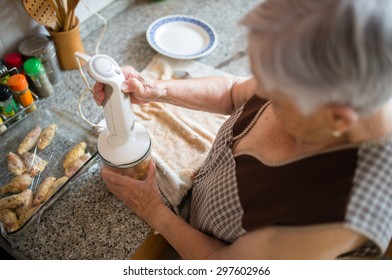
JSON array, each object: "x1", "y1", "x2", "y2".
[{"x1": 22, "y1": 0, "x2": 60, "y2": 31}]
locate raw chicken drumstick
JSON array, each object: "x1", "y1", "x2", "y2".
[
  {"x1": 6, "y1": 152, "x2": 25, "y2": 176},
  {"x1": 38, "y1": 124, "x2": 57, "y2": 150},
  {"x1": 17, "y1": 126, "x2": 42, "y2": 155}
]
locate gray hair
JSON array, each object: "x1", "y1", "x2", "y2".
[{"x1": 242, "y1": 0, "x2": 392, "y2": 115}]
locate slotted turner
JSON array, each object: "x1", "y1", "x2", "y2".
[{"x1": 22, "y1": 0, "x2": 60, "y2": 31}]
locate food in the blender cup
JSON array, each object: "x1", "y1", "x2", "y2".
[{"x1": 131, "y1": 156, "x2": 151, "y2": 180}]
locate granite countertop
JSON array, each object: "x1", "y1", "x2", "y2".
[{"x1": 1, "y1": 0, "x2": 258, "y2": 259}]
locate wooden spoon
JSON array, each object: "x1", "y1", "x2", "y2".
[
  {"x1": 22, "y1": 0, "x2": 60, "y2": 31},
  {"x1": 49, "y1": 0, "x2": 66, "y2": 28},
  {"x1": 65, "y1": 0, "x2": 79, "y2": 31}
]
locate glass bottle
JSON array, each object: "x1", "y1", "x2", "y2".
[
  {"x1": 0, "y1": 61, "x2": 18, "y2": 85},
  {"x1": 23, "y1": 58, "x2": 53, "y2": 98},
  {"x1": 8, "y1": 74, "x2": 36, "y2": 113},
  {"x1": 0, "y1": 114, "x2": 7, "y2": 133},
  {"x1": 3, "y1": 52, "x2": 25, "y2": 75},
  {"x1": 18, "y1": 34, "x2": 62, "y2": 84},
  {"x1": 0, "y1": 62, "x2": 9, "y2": 84},
  {"x1": 0, "y1": 84, "x2": 23, "y2": 123}
]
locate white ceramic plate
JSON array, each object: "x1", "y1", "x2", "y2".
[{"x1": 146, "y1": 15, "x2": 218, "y2": 59}]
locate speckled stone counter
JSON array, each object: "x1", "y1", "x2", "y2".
[{"x1": 1, "y1": 0, "x2": 259, "y2": 259}]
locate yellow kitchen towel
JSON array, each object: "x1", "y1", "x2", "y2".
[{"x1": 133, "y1": 55, "x2": 230, "y2": 213}]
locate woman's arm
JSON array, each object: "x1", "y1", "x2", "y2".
[
  {"x1": 93, "y1": 66, "x2": 257, "y2": 115},
  {"x1": 155, "y1": 75, "x2": 257, "y2": 114}
]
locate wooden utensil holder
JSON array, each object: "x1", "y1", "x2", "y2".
[{"x1": 47, "y1": 17, "x2": 85, "y2": 70}]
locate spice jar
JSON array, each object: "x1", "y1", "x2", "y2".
[
  {"x1": 23, "y1": 58, "x2": 53, "y2": 98},
  {"x1": 18, "y1": 34, "x2": 62, "y2": 84},
  {"x1": 8, "y1": 74, "x2": 36, "y2": 113},
  {"x1": 0, "y1": 115, "x2": 7, "y2": 133},
  {"x1": 0, "y1": 61, "x2": 18, "y2": 85},
  {"x1": 3, "y1": 52, "x2": 24, "y2": 75},
  {"x1": 0, "y1": 62, "x2": 9, "y2": 85},
  {"x1": 0, "y1": 84, "x2": 23, "y2": 122}
]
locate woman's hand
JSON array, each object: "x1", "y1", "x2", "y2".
[
  {"x1": 100, "y1": 160, "x2": 164, "y2": 222},
  {"x1": 92, "y1": 65, "x2": 164, "y2": 106}
]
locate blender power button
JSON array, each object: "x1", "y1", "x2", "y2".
[{"x1": 92, "y1": 57, "x2": 116, "y2": 78}]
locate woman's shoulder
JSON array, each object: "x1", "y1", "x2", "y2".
[{"x1": 343, "y1": 137, "x2": 392, "y2": 257}]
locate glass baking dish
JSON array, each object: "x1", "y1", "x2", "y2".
[{"x1": 0, "y1": 108, "x2": 97, "y2": 243}]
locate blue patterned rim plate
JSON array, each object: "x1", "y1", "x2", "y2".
[{"x1": 146, "y1": 15, "x2": 218, "y2": 60}]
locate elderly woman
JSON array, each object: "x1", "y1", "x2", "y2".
[{"x1": 93, "y1": 0, "x2": 392, "y2": 259}]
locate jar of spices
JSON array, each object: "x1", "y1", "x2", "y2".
[
  {"x1": 18, "y1": 34, "x2": 62, "y2": 84},
  {"x1": 0, "y1": 115, "x2": 7, "y2": 133},
  {"x1": 0, "y1": 84, "x2": 23, "y2": 122},
  {"x1": 23, "y1": 58, "x2": 53, "y2": 98},
  {"x1": 0, "y1": 62, "x2": 9, "y2": 84},
  {"x1": 0, "y1": 61, "x2": 18, "y2": 85},
  {"x1": 8, "y1": 74, "x2": 36, "y2": 113},
  {"x1": 3, "y1": 52, "x2": 25, "y2": 75}
]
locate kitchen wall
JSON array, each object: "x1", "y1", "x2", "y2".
[{"x1": 0, "y1": 0, "x2": 115, "y2": 58}]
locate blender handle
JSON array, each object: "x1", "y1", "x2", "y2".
[{"x1": 75, "y1": 52, "x2": 135, "y2": 139}]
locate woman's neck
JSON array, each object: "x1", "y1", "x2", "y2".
[{"x1": 347, "y1": 101, "x2": 392, "y2": 144}]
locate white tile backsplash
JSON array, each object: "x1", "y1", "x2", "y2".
[{"x1": 0, "y1": 0, "x2": 115, "y2": 59}]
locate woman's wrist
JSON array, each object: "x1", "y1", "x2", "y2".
[
  {"x1": 153, "y1": 80, "x2": 168, "y2": 102},
  {"x1": 146, "y1": 203, "x2": 174, "y2": 232}
]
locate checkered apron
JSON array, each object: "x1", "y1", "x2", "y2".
[{"x1": 189, "y1": 99, "x2": 392, "y2": 257}]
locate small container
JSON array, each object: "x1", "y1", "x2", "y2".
[
  {"x1": 104, "y1": 147, "x2": 152, "y2": 180},
  {"x1": 0, "y1": 61, "x2": 18, "y2": 85},
  {"x1": 98, "y1": 123, "x2": 152, "y2": 180},
  {"x1": 0, "y1": 62, "x2": 10, "y2": 85},
  {"x1": 8, "y1": 74, "x2": 36, "y2": 113},
  {"x1": 18, "y1": 34, "x2": 62, "y2": 84},
  {"x1": 0, "y1": 85, "x2": 22, "y2": 121},
  {"x1": 0, "y1": 115, "x2": 7, "y2": 133},
  {"x1": 23, "y1": 58, "x2": 53, "y2": 98},
  {"x1": 3, "y1": 52, "x2": 24, "y2": 74}
]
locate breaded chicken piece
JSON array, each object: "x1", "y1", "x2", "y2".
[
  {"x1": 64, "y1": 153, "x2": 91, "y2": 177},
  {"x1": 0, "y1": 209, "x2": 19, "y2": 232},
  {"x1": 0, "y1": 189, "x2": 31, "y2": 210},
  {"x1": 18, "y1": 204, "x2": 40, "y2": 227},
  {"x1": 14, "y1": 189, "x2": 34, "y2": 218},
  {"x1": 6, "y1": 152, "x2": 26, "y2": 176},
  {"x1": 33, "y1": 177, "x2": 56, "y2": 206},
  {"x1": 21, "y1": 152, "x2": 48, "y2": 177},
  {"x1": 63, "y1": 142, "x2": 86, "y2": 170},
  {"x1": 45, "y1": 176, "x2": 68, "y2": 199},
  {"x1": 0, "y1": 174, "x2": 33, "y2": 194},
  {"x1": 38, "y1": 124, "x2": 57, "y2": 150},
  {"x1": 17, "y1": 126, "x2": 42, "y2": 155}
]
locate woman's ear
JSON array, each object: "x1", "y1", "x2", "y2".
[{"x1": 327, "y1": 105, "x2": 359, "y2": 135}]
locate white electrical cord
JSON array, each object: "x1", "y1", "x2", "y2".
[
  {"x1": 77, "y1": 0, "x2": 108, "y2": 128},
  {"x1": 80, "y1": 0, "x2": 108, "y2": 55}
]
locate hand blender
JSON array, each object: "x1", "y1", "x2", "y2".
[{"x1": 74, "y1": 52, "x2": 152, "y2": 179}]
